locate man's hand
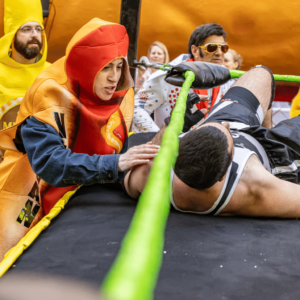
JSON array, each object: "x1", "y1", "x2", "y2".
[
  {"x1": 165, "y1": 61, "x2": 231, "y2": 89},
  {"x1": 183, "y1": 93, "x2": 208, "y2": 132},
  {"x1": 164, "y1": 93, "x2": 208, "y2": 131},
  {"x1": 118, "y1": 143, "x2": 160, "y2": 172}
]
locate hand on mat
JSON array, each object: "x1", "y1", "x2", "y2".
[
  {"x1": 165, "y1": 61, "x2": 231, "y2": 89},
  {"x1": 118, "y1": 143, "x2": 160, "y2": 172},
  {"x1": 183, "y1": 93, "x2": 208, "y2": 132}
]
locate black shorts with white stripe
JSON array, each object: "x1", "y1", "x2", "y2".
[{"x1": 205, "y1": 86, "x2": 264, "y2": 127}]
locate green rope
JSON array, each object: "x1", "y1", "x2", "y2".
[
  {"x1": 230, "y1": 69, "x2": 300, "y2": 83},
  {"x1": 101, "y1": 71, "x2": 195, "y2": 300}
]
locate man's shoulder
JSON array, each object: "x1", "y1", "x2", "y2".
[
  {"x1": 240, "y1": 153, "x2": 264, "y2": 182},
  {"x1": 229, "y1": 154, "x2": 269, "y2": 210}
]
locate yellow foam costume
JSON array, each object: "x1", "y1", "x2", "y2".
[
  {"x1": 290, "y1": 88, "x2": 300, "y2": 118},
  {"x1": 0, "y1": 0, "x2": 51, "y2": 151}
]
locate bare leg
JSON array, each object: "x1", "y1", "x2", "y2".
[
  {"x1": 233, "y1": 66, "x2": 274, "y2": 119},
  {"x1": 262, "y1": 109, "x2": 272, "y2": 128}
]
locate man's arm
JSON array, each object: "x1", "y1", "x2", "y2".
[
  {"x1": 252, "y1": 172, "x2": 300, "y2": 218},
  {"x1": 21, "y1": 117, "x2": 159, "y2": 187},
  {"x1": 124, "y1": 125, "x2": 167, "y2": 199},
  {"x1": 151, "y1": 125, "x2": 167, "y2": 145},
  {"x1": 223, "y1": 155, "x2": 300, "y2": 218}
]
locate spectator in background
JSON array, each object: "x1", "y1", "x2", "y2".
[
  {"x1": 0, "y1": 0, "x2": 51, "y2": 162},
  {"x1": 224, "y1": 49, "x2": 243, "y2": 70},
  {"x1": 135, "y1": 41, "x2": 169, "y2": 92},
  {"x1": 132, "y1": 23, "x2": 235, "y2": 133}
]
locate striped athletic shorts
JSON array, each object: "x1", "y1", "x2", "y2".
[{"x1": 205, "y1": 86, "x2": 300, "y2": 184}]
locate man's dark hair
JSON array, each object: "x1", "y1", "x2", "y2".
[
  {"x1": 188, "y1": 23, "x2": 227, "y2": 59},
  {"x1": 175, "y1": 126, "x2": 232, "y2": 190}
]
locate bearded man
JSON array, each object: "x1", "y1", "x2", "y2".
[{"x1": 0, "y1": 0, "x2": 51, "y2": 162}]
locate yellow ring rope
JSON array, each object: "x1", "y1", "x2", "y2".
[{"x1": 0, "y1": 185, "x2": 81, "y2": 277}]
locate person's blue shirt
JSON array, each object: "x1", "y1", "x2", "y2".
[{"x1": 20, "y1": 116, "x2": 127, "y2": 187}]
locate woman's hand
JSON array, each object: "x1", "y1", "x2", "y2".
[{"x1": 118, "y1": 143, "x2": 160, "y2": 172}]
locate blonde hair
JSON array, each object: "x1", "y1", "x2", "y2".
[
  {"x1": 147, "y1": 41, "x2": 170, "y2": 64},
  {"x1": 228, "y1": 49, "x2": 243, "y2": 70}
]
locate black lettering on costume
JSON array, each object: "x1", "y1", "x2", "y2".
[
  {"x1": 28, "y1": 179, "x2": 40, "y2": 204},
  {"x1": 16, "y1": 200, "x2": 40, "y2": 228},
  {"x1": 16, "y1": 178, "x2": 41, "y2": 228},
  {"x1": 53, "y1": 112, "x2": 66, "y2": 139}
]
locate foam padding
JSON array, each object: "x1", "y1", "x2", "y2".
[{"x1": 6, "y1": 133, "x2": 300, "y2": 299}]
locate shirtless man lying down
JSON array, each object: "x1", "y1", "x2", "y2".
[{"x1": 124, "y1": 65, "x2": 300, "y2": 218}]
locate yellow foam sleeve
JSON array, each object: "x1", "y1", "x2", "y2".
[
  {"x1": 0, "y1": 185, "x2": 82, "y2": 277},
  {"x1": 128, "y1": 132, "x2": 136, "y2": 137}
]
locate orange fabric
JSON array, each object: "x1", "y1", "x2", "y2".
[
  {"x1": 0, "y1": 0, "x2": 298, "y2": 76},
  {"x1": 38, "y1": 20, "x2": 134, "y2": 213},
  {"x1": 0, "y1": 18, "x2": 134, "y2": 259},
  {"x1": 193, "y1": 88, "x2": 221, "y2": 113}
]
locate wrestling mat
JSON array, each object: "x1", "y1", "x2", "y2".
[{"x1": 4, "y1": 133, "x2": 300, "y2": 299}]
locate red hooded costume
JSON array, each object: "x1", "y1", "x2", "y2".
[{"x1": 0, "y1": 18, "x2": 134, "y2": 259}]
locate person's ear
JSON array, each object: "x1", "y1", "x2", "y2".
[
  {"x1": 233, "y1": 61, "x2": 239, "y2": 70},
  {"x1": 191, "y1": 45, "x2": 200, "y2": 60},
  {"x1": 219, "y1": 172, "x2": 227, "y2": 182}
]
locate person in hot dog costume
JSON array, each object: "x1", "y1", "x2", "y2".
[{"x1": 0, "y1": 18, "x2": 159, "y2": 260}]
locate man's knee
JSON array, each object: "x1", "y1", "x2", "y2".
[
  {"x1": 233, "y1": 65, "x2": 275, "y2": 115},
  {"x1": 249, "y1": 66, "x2": 275, "y2": 109}
]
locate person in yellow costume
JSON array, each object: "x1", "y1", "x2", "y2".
[
  {"x1": 0, "y1": 0, "x2": 51, "y2": 162},
  {"x1": 290, "y1": 88, "x2": 300, "y2": 118}
]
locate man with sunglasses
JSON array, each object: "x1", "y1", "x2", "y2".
[
  {"x1": 132, "y1": 23, "x2": 234, "y2": 133},
  {"x1": 0, "y1": 0, "x2": 50, "y2": 163}
]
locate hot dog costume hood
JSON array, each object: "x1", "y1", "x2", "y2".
[{"x1": 0, "y1": 18, "x2": 134, "y2": 260}]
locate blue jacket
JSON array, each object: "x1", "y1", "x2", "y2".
[{"x1": 21, "y1": 116, "x2": 127, "y2": 187}]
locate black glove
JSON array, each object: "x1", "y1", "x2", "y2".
[
  {"x1": 183, "y1": 92, "x2": 205, "y2": 132},
  {"x1": 165, "y1": 61, "x2": 231, "y2": 89},
  {"x1": 164, "y1": 92, "x2": 205, "y2": 132}
]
